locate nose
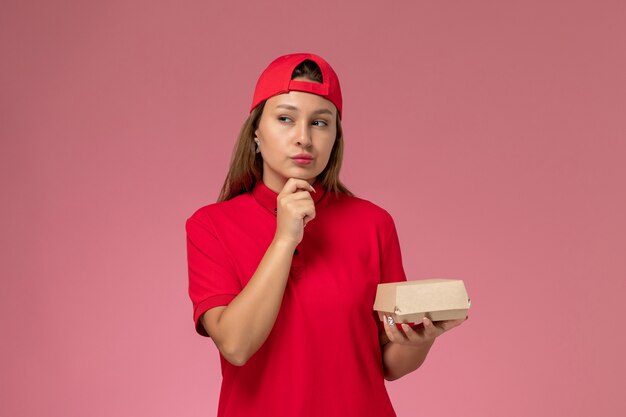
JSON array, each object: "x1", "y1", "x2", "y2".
[{"x1": 296, "y1": 120, "x2": 312, "y2": 148}]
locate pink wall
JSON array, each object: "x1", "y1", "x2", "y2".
[{"x1": 1, "y1": 1, "x2": 625, "y2": 416}]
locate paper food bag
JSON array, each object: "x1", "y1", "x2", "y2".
[{"x1": 374, "y1": 279, "x2": 471, "y2": 324}]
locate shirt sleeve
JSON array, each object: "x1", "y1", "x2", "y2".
[
  {"x1": 374, "y1": 211, "x2": 408, "y2": 334},
  {"x1": 186, "y1": 213, "x2": 242, "y2": 337},
  {"x1": 379, "y1": 211, "x2": 407, "y2": 284}
]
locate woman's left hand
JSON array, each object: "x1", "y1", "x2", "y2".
[{"x1": 381, "y1": 315, "x2": 467, "y2": 347}]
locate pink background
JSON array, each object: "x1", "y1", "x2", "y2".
[{"x1": 1, "y1": 1, "x2": 625, "y2": 416}]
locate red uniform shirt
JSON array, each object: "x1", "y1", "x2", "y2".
[{"x1": 186, "y1": 179, "x2": 407, "y2": 417}]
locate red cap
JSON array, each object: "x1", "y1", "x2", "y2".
[{"x1": 250, "y1": 53, "x2": 343, "y2": 119}]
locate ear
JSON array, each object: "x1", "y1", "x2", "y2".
[{"x1": 254, "y1": 128, "x2": 260, "y2": 138}]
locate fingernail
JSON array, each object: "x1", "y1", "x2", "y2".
[{"x1": 310, "y1": 186, "x2": 316, "y2": 193}]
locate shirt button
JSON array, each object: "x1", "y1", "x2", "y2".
[{"x1": 294, "y1": 249, "x2": 299, "y2": 255}]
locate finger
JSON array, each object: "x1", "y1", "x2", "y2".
[
  {"x1": 382, "y1": 315, "x2": 397, "y2": 343},
  {"x1": 291, "y1": 190, "x2": 316, "y2": 199},
  {"x1": 437, "y1": 318, "x2": 466, "y2": 332},
  {"x1": 281, "y1": 195, "x2": 316, "y2": 224},
  {"x1": 303, "y1": 215, "x2": 316, "y2": 227},
  {"x1": 283, "y1": 190, "x2": 315, "y2": 207},
  {"x1": 387, "y1": 317, "x2": 410, "y2": 342},
  {"x1": 422, "y1": 317, "x2": 443, "y2": 338},
  {"x1": 400, "y1": 323, "x2": 424, "y2": 344},
  {"x1": 281, "y1": 191, "x2": 316, "y2": 208},
  {"x1": 281, "y1": 178, "x2": 316, "y2": 195},
  {"x1": 302, "y1": 202, "x2": 316, "y2": 226}
]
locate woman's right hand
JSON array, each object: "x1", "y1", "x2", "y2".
[{"x1": 274, "y1": 178, "x2": 317, "y2": 247}]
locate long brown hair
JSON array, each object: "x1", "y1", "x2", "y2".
[{"x1": 217, "y1": 60, "x2": 354, "y2": 202}]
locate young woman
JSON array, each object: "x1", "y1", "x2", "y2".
[{"x1": 186, "y1": 53, "x2": 466, "y2": 417}]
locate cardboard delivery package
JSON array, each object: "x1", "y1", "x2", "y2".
[{"x1": 374, "y1": 279, "x2": 471, "y2": 324}]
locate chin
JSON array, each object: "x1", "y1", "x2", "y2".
[{"x1": 286, "y1": 168, "x2": 318, "y2": 179}]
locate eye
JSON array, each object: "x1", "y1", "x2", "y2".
[
  {"x1": 278, "y1": 116, "x2": 293, "y2": 123},
  {"x1": 312, "y1": 120, "x2": 328, "y2": 127}
]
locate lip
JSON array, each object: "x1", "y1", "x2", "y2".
[
  {"x1": 290, "y1": 154, "x2": 314, "y2": 166},
  {"x1": 290, "y1": 153, "x2": 314, "y2": 160},
  {"x1": 291, "y1": 157, "x2": 313, "y2": 166}
]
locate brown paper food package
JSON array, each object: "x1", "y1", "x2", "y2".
[{"x1": 374, "y1": 279, "x2": 471, "y2": 324}]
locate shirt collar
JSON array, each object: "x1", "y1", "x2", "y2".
[{"x1": 252, "y1": 179, "x2": 326, "y2": 216}]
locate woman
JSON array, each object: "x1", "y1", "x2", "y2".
[{"x1": 186, "y1": 53, "x2": 465, "y2": 417}]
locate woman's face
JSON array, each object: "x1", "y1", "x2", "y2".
[{"x1": 254, "y1": 88, "x2": 338, "y2": 192}]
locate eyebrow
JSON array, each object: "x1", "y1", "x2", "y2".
[{"x1": 275, "y1": 104, "x2": 334, "y2": 116}]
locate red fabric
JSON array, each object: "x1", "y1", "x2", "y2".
[
  {"x1": 185, "y1": 179, "x2": 407, "y2": 417},
  {"x1": 250, "y1": 53, "x2": 343, "y2": 118}
]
